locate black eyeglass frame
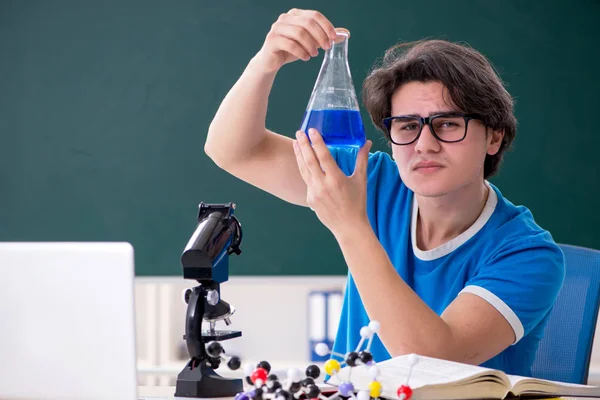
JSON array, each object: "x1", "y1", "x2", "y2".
[{"x1": 382, "y1": 112, "x2": 482, "y2": 145}]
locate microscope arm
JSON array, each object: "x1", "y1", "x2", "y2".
[{"x1": 184, "y1": 283, "x2": 241, "y2": 361}]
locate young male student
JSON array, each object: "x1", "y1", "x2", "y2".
[{"x1": 204, "y1": 9, "x2": 565, "y2": 376}]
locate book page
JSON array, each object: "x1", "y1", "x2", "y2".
[
  {"x1": 508, "y1": 374, "x2": 597, "y2": 389},
  {"x1": 329, "y1": 354, "x2": 505, "y2": 389},
  {"x1": 508, "y1": 374, "x2": 600, "y2": 396}
]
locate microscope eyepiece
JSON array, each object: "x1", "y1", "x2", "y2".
[{"x1": 181, "y1": 202, "x2": 242, "y2": 283}]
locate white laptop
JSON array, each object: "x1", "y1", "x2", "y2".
[{"x1": 0, "y1": 242, "x2": 142, "y2": 400}]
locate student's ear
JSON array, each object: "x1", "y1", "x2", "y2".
[{"x1": 487, "y1": 129, "x2": 504, "y2": 156}]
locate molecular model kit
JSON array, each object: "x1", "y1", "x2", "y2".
[{"x1": 206, "y1": 321, "x2": 419, "y2": 400}]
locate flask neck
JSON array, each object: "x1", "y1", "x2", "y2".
[{"x1": 327, "y1": 38, "x2": 349, "y2": 61}]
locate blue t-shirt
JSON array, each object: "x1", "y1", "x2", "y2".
[{"x1": 329, "y1": 147, "x2": 565, "y2": 377}]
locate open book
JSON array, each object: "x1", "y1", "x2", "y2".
[{"x1": 326, "y1": 354, "x2": 600, "y2": 399}]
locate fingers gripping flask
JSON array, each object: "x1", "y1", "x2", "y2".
[{"x1": 300, "y1": 28, "x2": 367, "y2": 148}]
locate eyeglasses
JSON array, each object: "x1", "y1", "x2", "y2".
[{"x1": 382, "y1": 112, "x2": 481, "y2": 145}]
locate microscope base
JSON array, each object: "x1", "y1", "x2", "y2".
[{"x1": 175, "y1": 362, "x2": 243, "y2": 398}]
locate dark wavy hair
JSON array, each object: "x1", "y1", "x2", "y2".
[{"x1": 362, "y1": 39, "x2": 517, "y2": 178}]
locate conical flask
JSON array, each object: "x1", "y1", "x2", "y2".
[{"x1": 300, "y1": 28, "x2": 366, "y2": 148}]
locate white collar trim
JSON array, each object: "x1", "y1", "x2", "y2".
[{"x1": 411, "y1": 181, "x2": 498, "y2": 261}]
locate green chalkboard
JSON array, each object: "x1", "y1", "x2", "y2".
[{"x1": 1, "y1": 0, "x2": 598, "y2": 276}]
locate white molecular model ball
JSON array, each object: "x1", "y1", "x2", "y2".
[
  {"x1": 315, "y1": 342, "x2": 330, "y2": 357},
  {"x1": 368, "y1": 320, "x2": 381, "y2": 334},
  {"x1": 357, "y1": 390, "x2": 371, "y2": 400}
]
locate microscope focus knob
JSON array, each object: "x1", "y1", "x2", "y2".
[
  {"x1": 207, "y1": 341, "x2": 224, "y2": 357},
  {"x1": 182, "y1": 288, "x2": 192, "y2": 305}
]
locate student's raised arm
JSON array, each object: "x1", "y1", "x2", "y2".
[{"x1": 204, "y1": 9, "x2": 337, "y2": 206}]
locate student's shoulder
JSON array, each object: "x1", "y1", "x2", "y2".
[
  {"x1": 483, "y1": 183, "x2": 565, "y2": 273},
  {"x1": 490, "y1": 184, "x2": 553, "y2": 239}
]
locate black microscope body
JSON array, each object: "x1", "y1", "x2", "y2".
[{"x1": 175, "y1": 202, "x2": 244, "y2": 398}]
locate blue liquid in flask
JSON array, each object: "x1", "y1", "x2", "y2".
[{"x1": 300, "y1": 109, "x2": 366, "y2": 148}]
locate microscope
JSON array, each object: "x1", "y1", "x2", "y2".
[{"x1": 175, "y1": 202, "x2": 244, "y2": 398}]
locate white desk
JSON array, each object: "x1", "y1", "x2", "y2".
[
  {"x1": 137, "y1": 382, "x2": 336, "y2": 400},
  {"x1": 137, "y1": 386, "x2": 328, "y2": 400},
  {"x1": 137, "y1": 387, "x2": 600, "y2": 400},
  {"x1": 138, "y1": 386, "x2": 218, "y2": 400}
]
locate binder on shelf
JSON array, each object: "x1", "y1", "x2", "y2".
[{"x1": 308, "y1": 289, "x2": 343, "y2": 361}]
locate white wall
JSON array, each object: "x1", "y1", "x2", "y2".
[
  {"x1": 134, "y1": 276, "x2": 600, "y2": 386},
  {"x1": 135, "y1": 276, "x2": 346, "y2": 386}
]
